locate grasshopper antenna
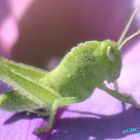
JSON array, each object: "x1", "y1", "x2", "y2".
[
  {"x1": 117, "y1": 5, "x2": 140, "y2": 50},
  {"x1": 114, "y1": 5, "x2": 140, "y2": 92}
]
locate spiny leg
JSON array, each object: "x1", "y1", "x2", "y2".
[
  {"x1": 33, "y1": 97, "x2": 78, "y2": 135},
  {"x1": 99, "y1": 83, "x2": 140, "y2": 108}
]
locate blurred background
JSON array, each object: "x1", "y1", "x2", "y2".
[{"x1": 0, "y1": 0, "x2": 139, "y2": 69}]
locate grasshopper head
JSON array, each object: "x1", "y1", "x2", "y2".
[{"x1": 100, "y1": 40, "x2": 122, "y2": 83}]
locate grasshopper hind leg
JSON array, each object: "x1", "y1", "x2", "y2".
[{"x1": 0, "y1": 90, "x2": 40, "y2": 112}]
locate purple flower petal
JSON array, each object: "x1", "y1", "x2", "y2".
[{"x1": 0, "y1": 110, "x2": 48, "y2": 140}]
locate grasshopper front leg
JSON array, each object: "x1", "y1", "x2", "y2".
[
  {"x1": 33, "y1": 97, "x2": 78, "y2": 135},
  {"x1": 98, "y1": 83, "x2": 140, "y2": 108}
]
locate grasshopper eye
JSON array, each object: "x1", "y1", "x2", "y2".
[{"x1": 107, "y1": 46, "x2": 115, "y2": 61}]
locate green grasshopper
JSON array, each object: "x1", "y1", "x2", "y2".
[{"x1": 0, "y1": 6, "x2": 140, "y2": 135}]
